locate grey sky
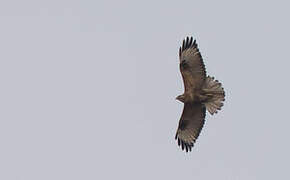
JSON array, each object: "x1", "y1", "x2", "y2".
[{"x1": 0, "y1": 0, "x2": 289, "y2": 179}]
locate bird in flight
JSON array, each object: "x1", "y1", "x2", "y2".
[{"x1": 175, "y1": 36, "x2": 225, "y2": 152}]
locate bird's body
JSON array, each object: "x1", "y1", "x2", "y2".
[{"x1": 175, "y1": 37, "x2": 225, "y2": 152}]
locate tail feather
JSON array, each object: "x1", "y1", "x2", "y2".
[{"x1": 202, "y1": 76, "x2": 225, "y2": 115}]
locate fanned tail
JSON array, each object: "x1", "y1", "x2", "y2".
[{"x1": 202, "y1": 76, "x2": 225, "y2": 115}]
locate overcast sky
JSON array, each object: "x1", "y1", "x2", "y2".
[{"x1": 0, "y1": 0, "x2": 290, "y2": 179}]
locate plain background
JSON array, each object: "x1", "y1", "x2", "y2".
[{"x1": 0, "y1": 0, "x2": 289, "y2": 179}]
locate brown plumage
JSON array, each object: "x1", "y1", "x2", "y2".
[{"x1": 175, "y1": 37, "x2": 225, "y2": 152}]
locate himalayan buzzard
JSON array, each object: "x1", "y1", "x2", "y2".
[{"x1": 175, "y1": 37, "x2": 225, "y2": 152}]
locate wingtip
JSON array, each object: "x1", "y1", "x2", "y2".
[
  {"x1": 180, "y1": 36, "x2": 197, "y2": 55},
  {"x1": 176, "y1": 137, "x2": 194, "y2": 152}
]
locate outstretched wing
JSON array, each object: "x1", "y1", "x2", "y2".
[
  {"x1": 175, "y1": 103, "x2": 206, "y2": 152},
  {"x1": 179, "y1": 37, "x2": 206, "y2": 92}
]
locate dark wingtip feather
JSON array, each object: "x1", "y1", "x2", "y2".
[
  {"x1": 176, "y1": 136, "x2": 194, "y2": 152},
  {"x1": 179, "y1": 36, "x2": 197, "y2": 56},
  {"x1": 188, "y1": 37, "x2": 193, "y2": 48},
  {"x1": 181, "y1": 141, "x2": 184, "y2": 150},
  {"x1": 182, "y1": 39, "x2": 185, "y2": 51},
  {"x1": 185, "y1": 37, "x2": 189, "y2": 48}
]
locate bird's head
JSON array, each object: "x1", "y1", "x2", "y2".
[{"x1": 176, "y1": 94, "x2": 185, "y2": 103}]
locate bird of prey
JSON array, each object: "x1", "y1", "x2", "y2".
[{"x1": 175, "y1": 36, "x2": 225, "y2": 152}]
